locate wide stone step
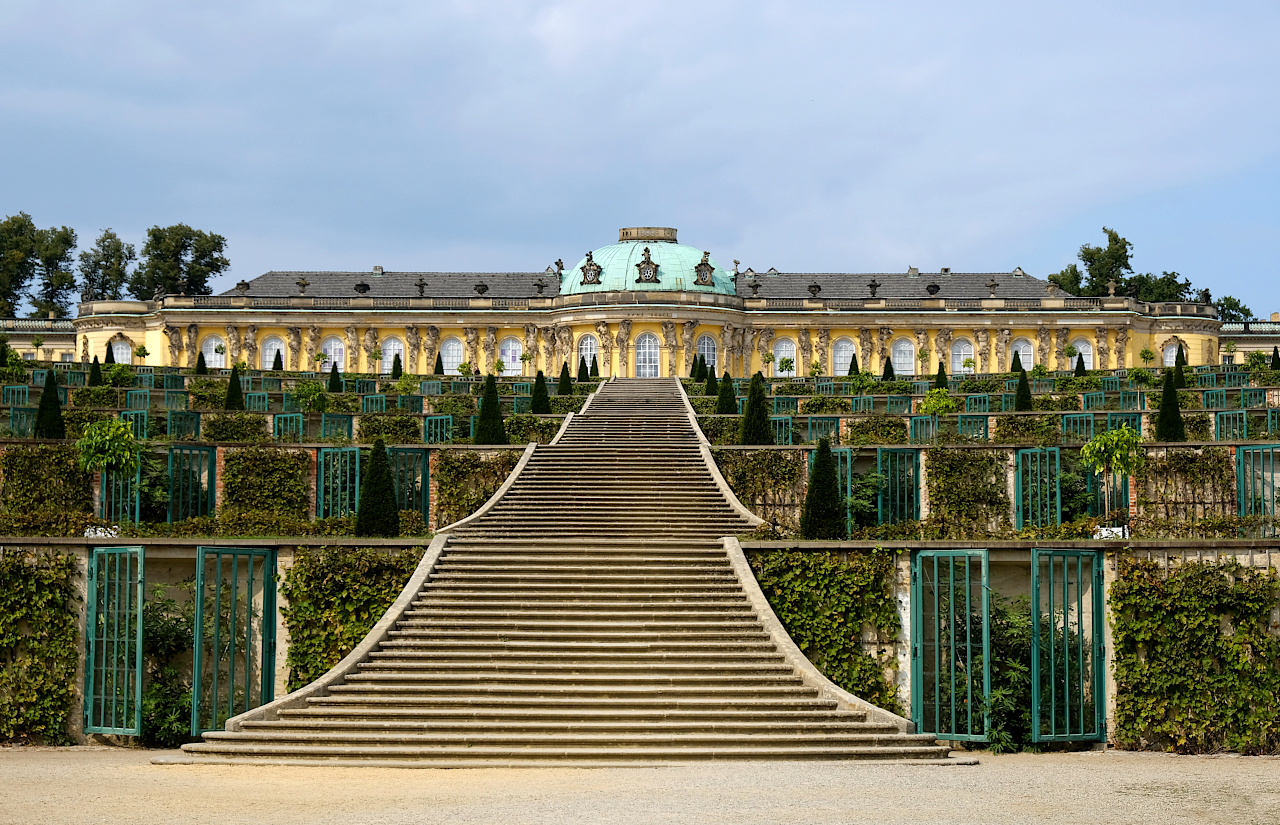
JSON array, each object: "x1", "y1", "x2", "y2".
[
  {"x1": 365, "y1": 650, "x2": 785, "y2": 662},
  {"x1": 199, "y1": 730, "x2": 927, "y2": 748},
  {"x1": 244, "y1": 718, "x2": 883, "y2": 734},
  {"x1": 275, "y1": 706, "x2": 861, "y2": 722}
]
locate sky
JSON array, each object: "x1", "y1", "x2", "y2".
[{"x1": 3, "y1": 0, "x2": 1278, "y2": 315}]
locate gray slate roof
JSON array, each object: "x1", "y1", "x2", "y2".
[{"x1": 733, "y1": 270, "x2": 1050, "y2": 300}]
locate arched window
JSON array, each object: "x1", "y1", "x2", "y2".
[
  {"x1": 1070, "y1": 338, "x2": 1093, "y2": 371},
  {"x1": 200, "y1": 335, "x2": 225, "y2": 369},
  {"x1": 635, "y1": 332, "x2": 660, "y2": 378},
  {"x1": 577, "y1": 334, "x2": 598, "y2": 373},
  {"x1": 832, "y1": 338, "x2": 856, "y2": 377},
  {"x1": 951, "y1": 338, "x2": 974, "y2": 374},
  {"x1": 320, "y1": 336, "x2": 345, "y2": 372},
  {"x1": 1163, "y1": 343, "x2": 1180, "y2": 367},
  {"x1": 380, "y1": 337, "x2": 404, "y2": 374},
  {"x1": 109, "y1": 340, "x2": 133, "y2": 365},
  {"x1": 440, "y1": 337, "x2": 464, "y2": 375},
  {"x1": 260, "y1": 336, "x2": 285, "y2": 370},
  {"x1": 1010, "y1": 338, "x2": 1034, "y2": 370},
  {"x1": 499, "y1": 337, "x2": 523, "y2": 376},
  {"x1": 772, "y1": 338, "x2": 797, "y2": 377},
  {"x1": 696, "y1": 334, "x2": 718, "y2": 374},
  {"x1": 891, "y1": 339, "x2": 915, "y2": 377}
]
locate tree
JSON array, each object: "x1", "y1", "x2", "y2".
[
  {"x1": 1048, "y1": 263, "x2": 1083, "y2": 296},
  {"x1": 1155, "y1": 369, "x2": 1185, "y2": 442},
  {"x1": 88, "y1": 355, "x2": 103, "y2": 387},
  {"x1": 933, "y1": 361, "x2": 947, "y2": 391},
  {"x1": 33, "y1": 368, "x2": 65, "y2": 440},
  {"x1": 1213, "y1": 296, "x2": 1252, "y2": 323},
  {"x1": 0, "y1": 213, "x2": 38, "y2": 315},
  {"x1": 390, "y1": 352, "x2": 402, "y2": 379},
  {"x1": 531, "y1": 370, "x2": 551, "y2": 414},
  {"x1": 1125, "y1": 271, "x2": 1192, "y2": 303},
  {"x1": 1079, "y1": 424, "x2": 1144, "y2": 522},
  {"x1": 1010, "y1": 351, "x2": 1024, "y2": 373},
  {"x1": 433, "y1": 353, "x2": 444, "y2": 375},
  {"x1": 1173, "y1": 345, "x2": 1187, "y2": 389},
  {"x1": 1074, "y1": 352, "x2": 1086, "y2": 377},
  {"x1": 847, "y1": 350, "x2": 859, "y2": 376},
  {"x1": 1076, "y1": 227, "x2": 1134, "y2": 296},
  {"x1": 558, "y1": 362, "x2": 572, "y2": 396},
  {"x1": 78, "y1": 229, "x2": 135, "y2": 301},
  {"x1": 224, "y1": 363, "x2": 244, "y2": 411},
  {"x1": 577, "y1": 356, "x2": 589, "y2": 383},
  {"x1": 473, "y1": 374, "x2": 509, "y2": 445},
  {"x1": 104, "y1": 343, "x2": 115, "y2": 364},
  {"x1": 704, "y1": 367, "x2": 718, "y2": 398},
  {"x1": 800, "y1": 437, "x2": 845, "y2": 540},
  {"x1": 134, "y1": 346, "x2": 149, "y2": 365},
  {"x1": 272, "y1": 349, "x2": 284, "y2": 371},
  {"x1": 195, "y1": 351, "x2": 208, "y2": 375},
  {"x1": 353, "y1": 437, "x2": 400, "y2": 538},
  {"x1": 882, "y1": 358, "x2": 895, "y2": 380},
  {"x1": 738, "y1": 373, "x2": 772, "y2": 445},
  {"x1": 327, "y1": 361, "x2": 342, "y2": 392},
  {"x1": 29, "y1": 224, "x2": 77, "y2": 318},
  {"x1": 128, "y1": 224, "x2": 229, "y2": 299},
  {"x1": 589, "y1": 356, "x2": 599, "y2": 379},
  {"x1": 1014, "y1": 369, "x2": 1032, "y2": 411},
  {"x1": 1272, "y1": 346, "x2": 1280, "y2": 371},
  {"x1": 716, "y1": 371, "x2": 737, "y2": 415}
]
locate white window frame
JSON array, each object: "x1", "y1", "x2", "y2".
[
  {"x1": 320, "y1": 336, "x2": 345, "y2": 372},
  {"x1": 577, "y1": 334, "x2": 598, "y2": 373},
  {"x1": 696, "y1": 334, "x2": 718, "y2": 374},
  {"x1": 380, "y1": 337, "x2": 404, "y2": 374},
  {"x1": 891, "y1": 339, "x2": 915, "y2": 377},
  {"x1": 772, "y1": 338, "x2": 797, "y2": 377},
  {"x1": 1010, "y1": 338, "x2": 1034, "y2": 371},
  {"x1": 1164, "y1": 344, "x2": 1181, "y2": 367},
  {"x1": 200, "y1": 335, "x2": 225, "y2": 369},
  {"x1": 951, "y1": 338, "x2": 974, "y2": 374},
  {"x1": 260, "y1": 336, "x2": 285, "y2": 371},
  {"x1": 499, "y1": 336, "x2": 523, "y2": 376},
  {"x1": 440, "y1": 337, "x2": 464, "y2": 375},
  {"x1": 1069, "y1": 338, "x2": 1093, "y2": 371},
  {"x1": 635, "y1": 333, "x2": 660, "y2": 378},
  {"x1": 832, "y1": 338, "x2": 855, "y2": 377}
]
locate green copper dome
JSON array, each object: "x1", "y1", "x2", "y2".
[{"x1": 559, "y1": 228, "x2": 735, "y2": 297}]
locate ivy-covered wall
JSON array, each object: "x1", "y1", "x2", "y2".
[
  {"x1": 222, "y1": 445, "x2": 312, "y2": 515},
  {"x1": 1132, "y1": 447, "x2": 1237, "y2": 537},
  {"x1": 0, "y1": 444, "x2": 94, "y2": 536},
  {"x1": 712, "y1": 449, "x2": 807, "y2": 533},
  {"x1": 924, "y1": 448, "x2": 1012, "y2": 539},
  {"x1": 431, "y1": 448, "x2": 523, "y2": 529}
]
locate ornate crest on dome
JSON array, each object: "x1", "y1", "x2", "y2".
[
  {"x1": 634, "y1": 247, "x2": 659, "y2": 284},
  {"x1": 580, "y1": 251, "x2": 603, "y2": 285},
  {"x1": 693, "y1": 251, "x2": 714, "y2": 286}
]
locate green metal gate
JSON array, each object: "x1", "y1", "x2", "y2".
[
  {"x1": 84, "y1": 546, "x2": 144, "y2": 735},
  {"x1": 911, "y1": 550, "x2": 990, "y2": 741},
  {"x1": 388, "y1": 447, "x2": 430, "y2": 521},
  {"x1": 1016, "y1": 447, "x2": 1061, "y2": 529},
  {"x1": 168, "y1": 446, "x2": 216, "y2": 522},
  {"x1": 1238, "y1": 444, "x2": 1280, "y2": 536},
  {"x1": 317, "y1": 446, "x2": 361, "y2": 518},
  {"x1": 1031, "y1": 549, "x2": 1106, "y2": 742},
  {"x1": 99, "y1": 464, "x2": 141, "y2": 522},
  {"x1": 877, "y1": 448, "x2": 920, "y2": 524},
  {"x1": 191, "y1": 546, "x2": 277, "y2": 734}
]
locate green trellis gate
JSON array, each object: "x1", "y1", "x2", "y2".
[
  {"x1": 84, "y1": 546, "x2": 145, "y2": 736},
  {"x1": 1031, "y1": 549, "x2": 1106, "y2": 742},
  {"x1": 911, "y1": 550, "x2": 990, "y2": 741}
]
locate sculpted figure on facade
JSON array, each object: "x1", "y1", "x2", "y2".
[
  {"x1": 286, "y1": 327, "x2": 302, "y2": 371},
  {"x1": 1035, "y1": 327, "x2": 1051, "y2": 370},
  {"x1": 731, "y1": 327, "x2": 746, "y2": 376},
  {"x1": 755, "y1": 327, "x2": 775, "y2": 372},
  {"x1": 556, "y1": 326, "x2": 574, "y2": 370},
  {"x1": 306, "y1": 326, "x2": 322, "y2": 370},
  {"x1": 186, "y1": 325, "x2": 199, "y2": 367},
  {"x1": 858, "y1": 328, "x2": 873, "y2": 373},
  {"x1": 522, "y1": 324, "x2": 538, "y2": 374},
  {"x1": 163, "y1": 325, "x2": 183, "y2": 367},
  {"x1": 1094, "y1": 327, "x2": 1110, "y2": 371},
  {"x1": 422, "y1": 326, "x2": 440, "y2": 372},
  {"x1": 595, "y1": 321, "x2": 613, "y2": 376},
  {"x1": 540, "y1": 326, "x2": 557, "y2": 371},
  {"x1": 344, "y1": 326, "x2": 359, "y2": 371},
  {"x1": 816, "y1": 328, "x2": 830, "y2": 375},
  {"x1": 363, "y1": 328, "x2": 381, "y2": 372},
  {"x1": 974, "y1": 329, "x2": 991, "y2": 373},
  {"x1": 995, "y1": 329, "x2": 1010, "y2": 374},
  {"x1": 681, "y1": 321, "x2": 698, "y2": 374},
  {"x1": 464, "y1": 327, "x2": 480, "y2": 372},
  {"x1": 483, "y1": 327, "x2": 498, "y2": 373},
  {"x1": 798, "y1": 329, "x2": 813, "y2": 375},
  {"x1": 81, "y1": 336, "x2": 90, "y2": 364},
  {"x1": 913, "y1": 328, "x2": 930, "y2": 372},
  {"x1": 615, "y1": 321, "x2": 632, "y2": 374},
  {"x1": 1054, "y1": 328, "x2": 1070, "y2": 370},
  {"x1": 1114, "y1": 328, "x2": 1128, "y2": 368},
  {"x1": 661, "y1": 321, "x2": 679, "y2": 376},
  {"x1": 243, "y1": 325, "x2": 258, "y2": 368},
  {"x1": 933, "y1": 328, "x2": 953, "y2": 370},
  {"x1": 225, "y1": 325, "x2": 241, "y2": 364},
  {"x1": 404, "y1": 326, "x2": 420, "y2": 373},
  {"x1": 876, "y1": 327, "x2": 893, "y2": 372}
]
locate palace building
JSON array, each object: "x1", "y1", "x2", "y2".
[{"x1": 72, "y1": 227, "x2": 1223, "y2": 377}]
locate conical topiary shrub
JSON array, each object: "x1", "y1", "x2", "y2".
[
  {"x1": 1074, "y1": 353, "x2": 1086, "y2": 377},
  {"x1": 195, "y1": 351, "x2": 208, "y2": 375},
  {"x1": 882, "y1": 358, "x2": 895, "y2": 381},
  {"x1": 1272, "y1": 346, "x2": 1280, "y2": 371},
  {"x1": 531, "y1": 370, "x2": 551, "y2": 414},
  {"x1": 558, "y1": 362, "x2": 572, "y2": 396},
  {"x1": 695, "y1": 355, "x2": 707, "y2": 382},
  {"x1": 800, "y1": 437, "x2": 845, "y2": 540},
  {"x1": 327, "y1": 361, "x2": 342, "y2": 392},
  {"x1": 353, "y1": 437, "x2": 401, "y2": 538},
  {"x1": 434, "y1": 352, "x2": 444, "y2": 375},
  {"x1": 88, "y1": 356, "x2": 103, "y2": 387},
  {"x1": 589, "y1": 356, "x2": 599, "y2": 379},
  {"x1": 33, "y1": 368, "x2": 65, "y2": 440},
  {"x1": 933, "y1": 361, "x2": 946, "y2": 390},
  {"x1": 1156, "y1": 368, "x2": 1185, "y2": 442},
  {"x1": 104, "y1": 344, "x2": 115, "y2": 365},
  {"x1": 738, "y1": 373, "x2": 772, "y2": 445},
  {"x1": 1174, "y1": 345, "x2": 1187, "y2": 389},
  {"x1": 1010, "y1": 351, "x2": 1024, "y2": 373},
  {"x1": 224, "y1": 363, "x2": 245, "y2": 411},
  {"x1": 473, "y1": 374, "x2": 509, "y2": 445},
  {"x1": 577, "y1": 356, "x2": 589, "y2": 383},
  {"x1": 847, "y1": 350, "x2": 859, "y2": 376},
  {"x1": 1014, "y1": 369, "x2": 1033, "y2": 411},
  {"x1": 391, "y1": 352, "x2": 402, "y2": 379},
  {"x1": 716, "y1": 371, "x2": 737, "y2": 415},
  {"x1": 704, "y1": 368, "x2": 718, "y2": 398},
  {"x1": 272, "y1": 349, "x2": 284, "y2": 371}
]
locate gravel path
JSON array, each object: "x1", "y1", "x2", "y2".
[{"x1": 2, "y1": 747, "x2": 1278, "y2": 825}]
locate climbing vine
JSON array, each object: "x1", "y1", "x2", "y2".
[
  {"x1": 223, "y1": 445, "x2": 311, "y2": 515},
  {"x1": 697, "y1": 416, "x2": 740, "y2": 445},
  {"x1": 713, "y1": 449, "x2": 806, "y2": 531},
  {"x1": 279, "y1": 545, "x2": 425, "y2": 691},
  {"x1": 994, "y1": 414, "x2": 1061, "y2": 446},
  {"x1": 845, "y1": 415, "x2": 907, "y2": 446},
  {"x1": 747, "y1": 548, "x2": 902, "y2": 714},
  {"x1": 202, "y1": 412, "x2": 268, "y2": 442},
  {"x1": 433, "y1": 449, "x2": 522, "y2": 525},
  {"x1": 1132, "y1": 447, "x2": 1235, "y2": 534},
  {"x1": 924, "y1": 448, "x2": 1011, "y2": 538},
  {"x1": 1110, "y1": 556, "x2": 1280, "y2": 754},
  {"x1": 800, "y1": 396, "x2": 853, "y2": 414},
  {"x1": 356, "y1": 415, "x2": 422, "y2": 444},
  {"x1": 503, "y1": 414, "x2": 561, "y2": 444}
]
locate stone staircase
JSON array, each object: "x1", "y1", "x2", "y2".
[{"x1": 173, "y1": 378, "x2": 959, "y2": 765}]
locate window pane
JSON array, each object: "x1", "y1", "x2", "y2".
[{"x1": 441, "y1": 338, "x2": 464, "y2": 374}]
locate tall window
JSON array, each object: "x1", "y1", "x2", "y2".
[
  {"x1": 200, "y1": 335, "x2": 225, "y2": 368},
  {"x1": 440, "y1": 337, "x2": 464, "y2": 374},
  {"x1": 1010, "y1": 338, "x2": 1034, "y2": 370},
  {"x1": 772, "y1": 338, "x2": 797, "y2": 377},
  {"x1": 891, "y1": 339, "x2": 915, "y2": 376},
  {"x1": 380, "y1": 337, "x2": 404, "y2": 374},
  {"x1": 261, "y1": 336, "x2": 285, "y2": 370},
  {"x1": 696, "y1": 334, "x2": 717, "y2": 374},
  {"x1": 499, "y1": 337, "x2": 523, "y2": 376},
  {"x1": 1164, "y1": 343, "x2": 1180, "y2": 367},
  {"x1": 1070, "y1": 338, "x2": 1093, "y2": 370},
  {"x1": 320, "y1": 336, "x2": 345, "y2": 372},
  {"x1": 951, "y1": 338, "x2": 974, "y2": 374},
  {"x1": 832, "y1": 338, "x2": 855, "y2": 376},
  {"x1": 635, "y1": 332, "x2": 660, "y2": 377},
  {"x1": 577, "y1": 334, "x2": 598, "y2": 372}
]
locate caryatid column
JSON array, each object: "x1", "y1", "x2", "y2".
[
  {"x1": 615, "y1": 321, "x2": 632, "y2": 376},
  {"x1": 595, "y1": 321, "x2": 613, "y2": 377}
]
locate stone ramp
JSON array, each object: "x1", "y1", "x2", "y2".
[{"x1": 168, "y1": 378, "x2": 966, "y2": 765}]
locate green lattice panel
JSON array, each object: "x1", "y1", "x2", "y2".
[
  {"x1": 420, "y1": 380, "x2": 442, "y2": 396},
  {"x1": 120, "y1": 410, "x2": 147, "y2": 439},
  {"x1": 769, "y1": 416, "x2": 793, "y2": 445},
  {"x1": 773, "y1": 397, "x2": 799, "y2": 415},
  {"x1": 320, "y1": 414, "x2": 353, "y2": 440},
  {"x1": 3, "y1": 385, "x2": 28, "y2": 405},
  {"x1": 245, "y1": 392, "x2": 269, "y2": 412},
  {"x1": 84, "y1": 546, "x2": 144, "y2": 736},
  {"x1": 807, "y1": 416, "x2": 839, "y2": 444},
  {"x1": 316, "y1": 447, "x2": 360, "y2": 518},
  {"x1": 8, "y1": 407, "x2": 35, "y2": 437},
  {"x1": 389, "y1": 447, "x2": 430, "y2": 520},
  {"x1": 362, "y1": 394, "x2": 386, "y2": 413},
  {"x1": 1215, "y1": 411, "x2": 1248, "y2": 441},
  {"x1": 424, "y1": 415, "x2": 453, "y2": 443},
  {"x1": 958, "y1": 415, "x2": 989, "y2": 440},
  {"x1": 164, "y1": 390, "x2": 189, "y2": 410},
  {"x1": 273, "y1": 413, "x2": 303, "y2": 442},
  {"x1": 397, "y1": 394, "x2": 424, "y2": 413},
  {"x1": 168, "y1": 446, "x2": 215, "y2": 522},
  {"x1": 965, "y1": 395, "x2": 989, "y2": 413},
  {"x1": 886, "y1": 396, "x2": 911, "y2": 415},
  {"x1": 167, "y1": 411, "x2": 200, "y2": 441},
  {"x1": 1016, "y1": 447, "x2": 1061, "y2": 529},
  {"x1": 1061, "y1": 414, "x2": 1094, "y2": 443},
  {"x1": 877, "y1": 448, "x2": 919, "y2": 524}
]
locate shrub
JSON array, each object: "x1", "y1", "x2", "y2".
[
  {"x1": 88, "y1": 356, "x2": 102, "y2": 387},
  {"x1": 354, "y1": 438, "x2": 400, "y2": 537},
  {"x1": 531, "y1": 370, "x2": 551, "y2": 414},
  {"x1": 505, "y1": 414, "x2": 560, "y2": 444},
  {"x1": 222, "y1": 445, "x2": 310, "y2": 514},
  {"x1": 715, "y1": 371, "x2": 736, "y2": 415},
  {"x1": 918, "y1": 388, "x2": 957, "y2": 416},
  {"x1": 433, "y1": 449, "x2": 522, "y2": 525},
  {"x1": 390, "y1": 352, "x2": 402, "y2": 379},
  {"x1": 1014, "y1": 370, "x2": 1032, "y2": 411},
  {"x1": 434, "y1": 353, "x2": 444, "y2": 375},
  {"x1": 800, "y1": 438, "x2": 845, "y2": 539},
  {"x1": 473, "y1": 375, "x2": 509, "y2": 445},
  {"x1": 577, "y1": 357, "x2": 589, "y2": 383},
  {"x1": 33, "y1": 369, "x2": 64, "y2": 439},
  {"x1": 194, "y1": 351, "x2": 208, "y2": 375},
  {"x1": 224, "y1": 363, "x2": 244, "y2": 410},
  {"x1": 0, "y1": 444, "x2": 92, "y2": 516},
  {"x1": 1155, "y1": 369, "x2": 1185, "y2": 442},
  {"x1": 697, "y1": 416, "x2": 739, "y2": 445},
  {"x1": 557, "y1": 362, "x2": 572, "y2": 395},
  {"x1": 845, "y1": 414, "x2": 907, "y2": 445},
  {"x1": 738, "y1": 373, "x2": 772, "y2": 445},
  {"x1": 704, "y1": 368, "x2": 718, "y2": 398},
  {"x1": 71, "y1": 385, "x2": 119, "y2": 408},
  {"x1": 62, "y1": 408, "x2": 111, "y2": 439},
  {"x1": 327, "y1": 362, "x2": 342, "y2": 392},
  {"x1": 76, "y1": 417, "x2": 138, "y2": 474},
  {"x1": 186, "y1": 378, "x2": 226, "y2": 410},
  {"x1": 203, "y1": 412, "x2": 268, "y2": 442},
  {"x1": 801, "y1": 395, "x2": 852, "y2": 414},
  {"x1": 272, "y1": 349, "x2": 284, "y2": 371},
  {"x1": 549, "y1": 396, "x2": 586, "y2": 414},
  {"x1": 357, "y1": 415, "x2": 421, "y2": 444},
  {"x1": 1010, "y1": 351, "x2": 1024, "y2": 373}
]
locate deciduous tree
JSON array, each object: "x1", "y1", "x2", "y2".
[
  {"x1": 78, "y1": 229, "x2": 135, "y2": 301},
  {"x1": 128, "y1": 224, "x2": 228, "y2": 299}
]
